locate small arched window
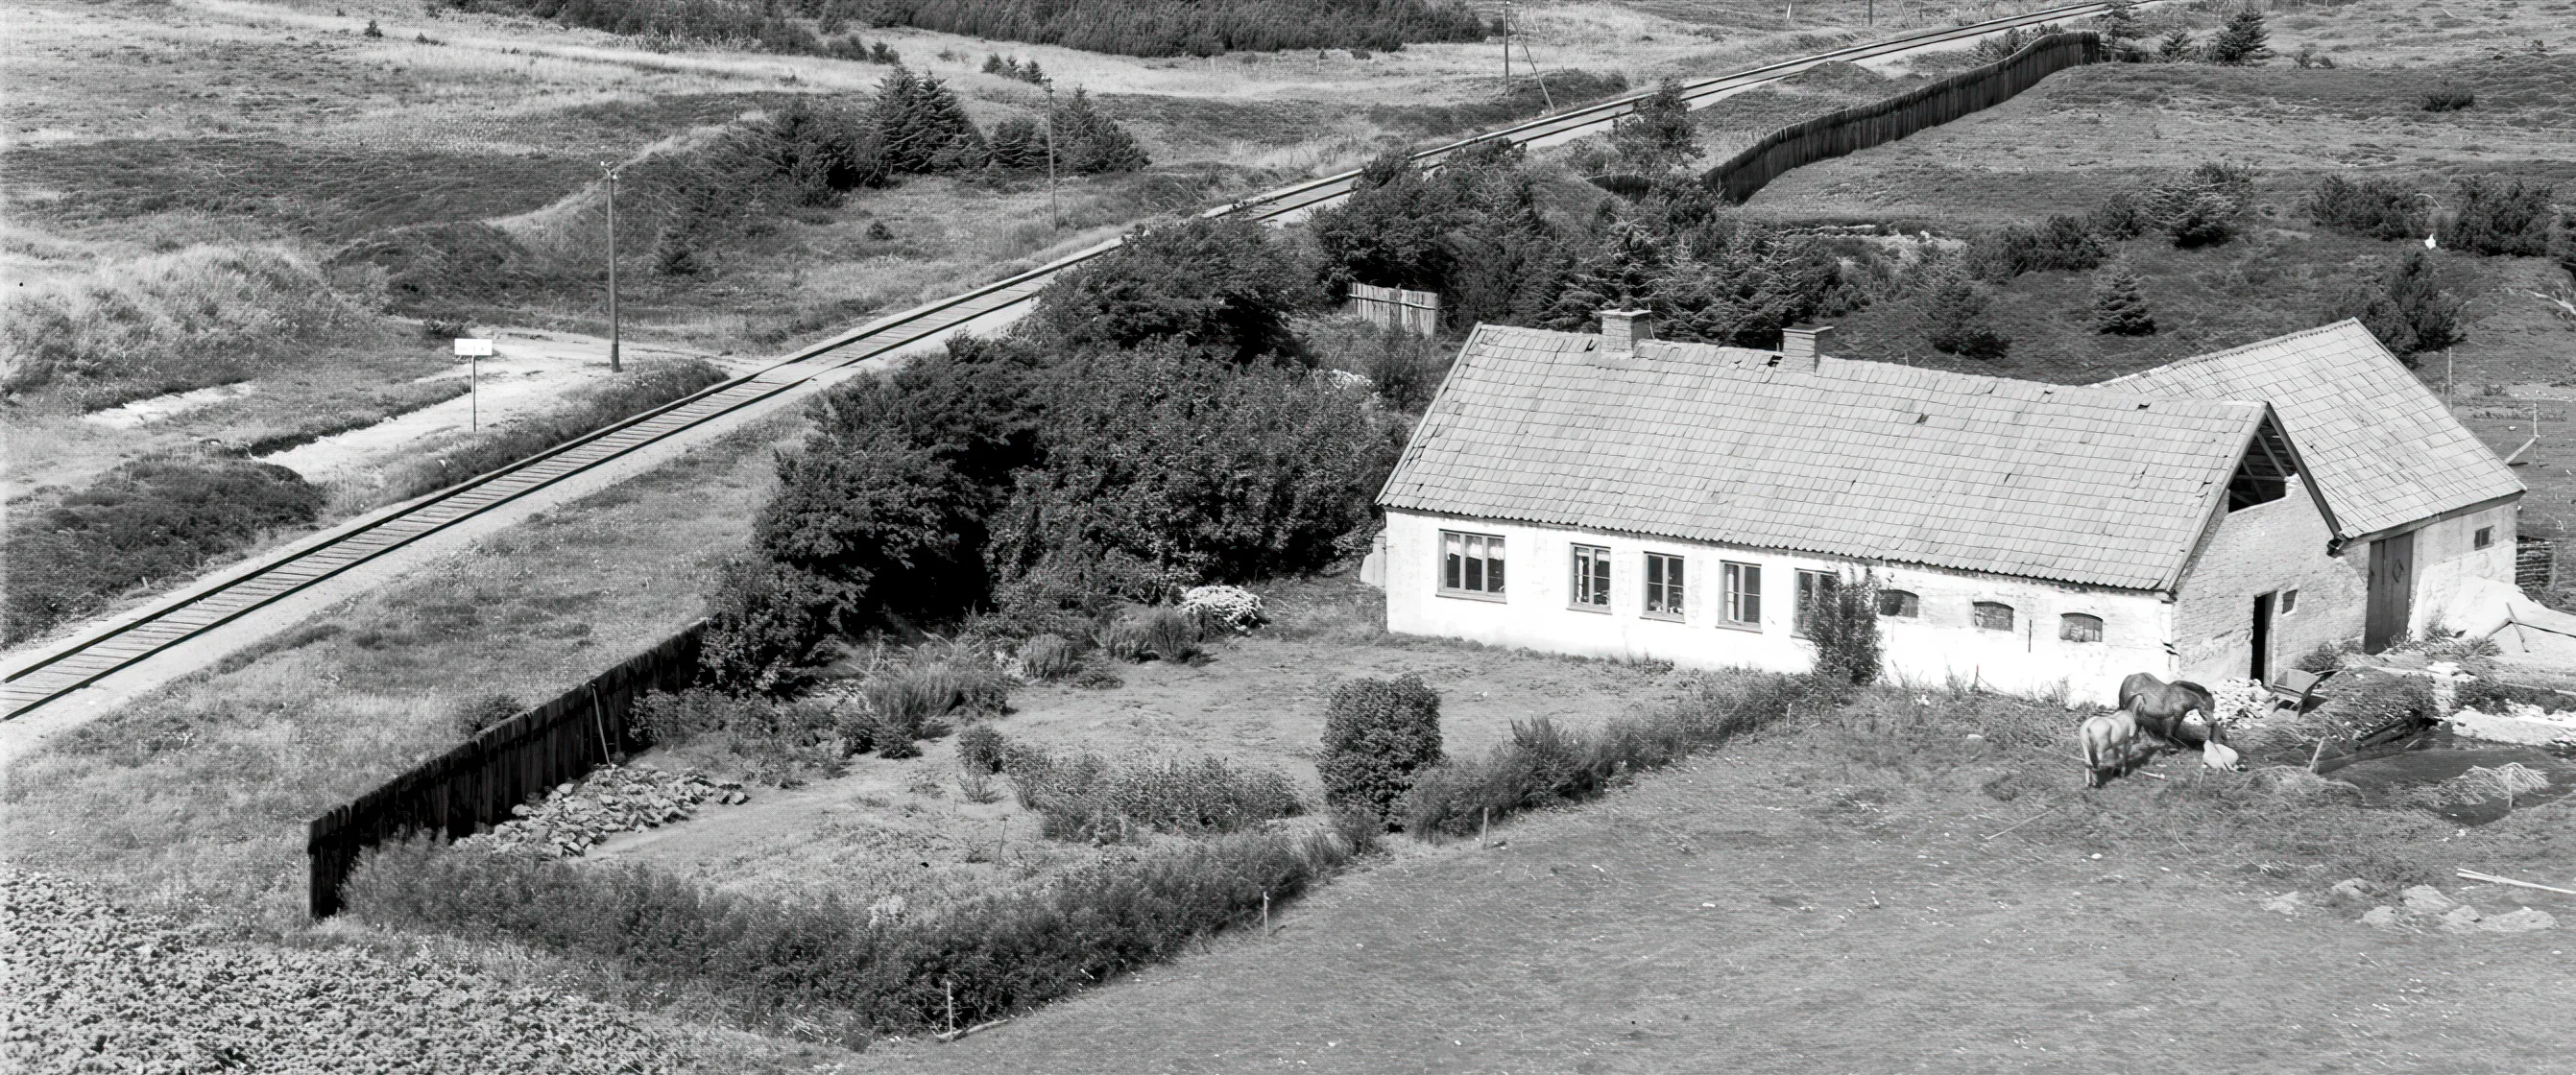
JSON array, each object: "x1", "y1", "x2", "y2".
[
  {"x1": 1972, "y1": 602, "x2": 2015, "y2": 632},
  {"x1": 2059, "y1": 613, "x2": 2105, "y2": 643},
  {"x1": 1877, "y1": 589, "x2": 1920, "y2": 617}
]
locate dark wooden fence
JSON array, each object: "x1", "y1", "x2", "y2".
[
  {"x1": 2519, "y1": 536, "x2": 2556, "y2": 597},
  {"x1": 304, "y1": 622, "x2": 705, "y2": 918},
  {"x1": 1703, "y1": 32, "x2": 2104, "y2": 204}
]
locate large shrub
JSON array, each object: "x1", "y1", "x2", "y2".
[
  {"x1": 1609, "y1": 81, "x2": 1701, "y2": 175},
  {"x1": 2202, "y1": 6, "x2": 2271, "y2": 66},
  {"x1": 4, "y1": 457, "x2": 326, "y2": 644},
  {"x1": 2437, "y1": 177, "x2": 2554, "y2": 256},
  {"x1": 1806, "y1": 573, "x2": 1883, "y2": 684},
  {"x1": 983, "y1": 346, "x2": 1400, "y2": 600},
  {"x1": 1920, "y1": 275, "x2": 2010, "y2": 360},
  {"x1": 1028, "y1": 218, "x2": 1313, "y2": 363},
  {"x1": 2333, "y1": 251, "x2": 2464, "y2": 364},
  {"x1": 345, "y1": 817, "x2": 1377, "y2": 1039},
  {"x1": 874, "y1": 66, "x2": 986, "y2": 174},
  {"x1": 1543, "y1": 219, "x2": 1841, "y2": 349},
  {"x1": 2304, "y1": 176, "x2": 2423, "y2": 241},
  {"x1": 1316, "y1": 674, "x2": 1445, "y2": 824},
  {"x1": 1399, "y1": 673, "x2": 1813, "y2": 838},
  {"x1": 1309, "y1": 142, "x2": 1567, "y2": 328}
]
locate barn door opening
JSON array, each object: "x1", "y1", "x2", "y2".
[
  {"x1": 2364, "y1": 532, "x2": 2416, "y2": 654},
  {"x1": 2251, "y1": 591, "x2": 2275, "y2": 684}
]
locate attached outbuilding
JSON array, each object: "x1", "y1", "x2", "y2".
[{"x1": 1372, "y1": 315, "x2": 2521, "y2": 704}]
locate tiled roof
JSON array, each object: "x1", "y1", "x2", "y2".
[
  {"x1": 2098, "y1": 320, "x2": 2523, "y2": 538},
  {"x1": 1380, "y1": 325, "x2": 2268, "y2": 591}
]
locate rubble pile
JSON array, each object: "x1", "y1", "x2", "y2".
[
  {"x1": 2344, "y1": 880, "x2": 2561, "y2": 934},
  {"x1": 1, "y1": 870, "x2": 681, "y2": 1073},
  {"x1": 459, "y1": 765, "x2": 744, "y2": 859}
]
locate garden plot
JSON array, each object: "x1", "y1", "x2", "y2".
[{"x1": 592, "y1": 579, "x2": 1691, "y2": 905}]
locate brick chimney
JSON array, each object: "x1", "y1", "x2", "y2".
[
  {"x1": 1600, "y1": 308, "x2": 1653, "y2": 351},
  {"x1": 1782, "y1": 323, "x2": 1835, "y2": 361}
]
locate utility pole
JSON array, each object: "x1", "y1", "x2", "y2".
[
  {"x1": 600, "y1": 162, "x2": 621, "y2": 372},
  {"x1": 1044, "y1": 84, "x2": 1059, "y2": 227},
  {"x1": 1502, "y1": 0, "x2": 1511, "y2": 89}
]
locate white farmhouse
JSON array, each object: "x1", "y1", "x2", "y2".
[{"x1": 1373, "y1": 314, "x2": 2523, "y2": 704}]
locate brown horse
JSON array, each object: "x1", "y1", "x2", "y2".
[{"x1": 2117, "y1": 672, "x2": 2224, "y2": 749}]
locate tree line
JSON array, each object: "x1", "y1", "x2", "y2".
[{"x1": 853, "y1": 0, "x2": 1487, "y2": 57}]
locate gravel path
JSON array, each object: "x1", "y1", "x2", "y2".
[{"x1": 2, "y1": 870, "x2": 680, "y2": 1074}]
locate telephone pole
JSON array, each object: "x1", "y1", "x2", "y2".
[
  {"x1": 1045, "y1": 84, "x2": 1060, "y2": 227},
  {"x1": 600, "y1": 162, "x2": 622, "y2": 372},
  {"x1": 1502, "y1": 0, "x2": 1512, "y2": 89}
]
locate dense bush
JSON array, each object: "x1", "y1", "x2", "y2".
[
  {"x1": 1399, "y1": 673, "x2": 1813, "y2": 838},
  {"x1": 1920, "y1": 275, "x2": 2010, "y2": 360},
  {"x1": 2147, "y1": 162, "x2": 2255, "y2": 248},
  {"x1": 1609, "y1": 81, "x2": 1700, "y2": 175},
  {"x1": 2089, "y1": 267, "x2": 2156, "y2": 336},
  {"x1": 2304, "y1": 176, "x2": 2423, "y2": 241},
  {"x1": 984, "y1": 347, "x2": 1399, "y2": 601},
  {"x1": 1806, "y1": 574, "x2": 1882, "y2": 685},
  {"x1": 860, "y1": 650, "x2": 1011, "y2": 736},
  {"x1": 2, "y1": 246, "x2": 370, "y2": 405},
  {"x1": 386, "y1": 360, "x2": 730, "y2": 502},
  {"x1": 1544, "y1": 219, "x2": 1842, "y2": 349},
  {"x1": 1097, "y1": 607, "x2": 1205, "y2": 662},
  {"x1": 2420, "y1": 86, "x2": 2475, "y2": 112},
  {"x1": 1003, "y1": 747, "x2": 1304, "y2": 840},
  {"x1": 858, "y1": 0, "x2": 1487, "y2": 57},
  {"x1": 982, "y1": 94, "x2": 1149, "y2": 176},
  {"x1": 4, "y1": 456, "x2": 326, "y2": 644},
  {"x1": 1310, "y1": 142, "x2": 1568, "y2": 328},
  {"x1": 1017, "y1": 633, "x2": 1084, "y2": 680},
  {"x1": 631, "y1": 688, "x2": 843, "y2": 784},
  {"x1": 1316, "y1": 674, "x2": 1444, "y2": 824},
  {"x1": 2436, "y1": 177, "x2": 2554, "y2": 256},
  {"x1": 1028, "y1": 218, "x2": 1313, "y2": 362},
  {"x1": 955, "y1": 724, "x2": 1007, "y2": 774},
  {"x1": 1966, "y1": 215, "x2": 2105, "y2": 279},
  {"x1": 346, "y1": 816, "x2": 1376, "y2": 1039},
  {"x1": 450, "y1": 693, "x2": 523, "y2": 739},
  {"x1": 2333, "y1": 251, "x2": 2464, "y2": 364}
]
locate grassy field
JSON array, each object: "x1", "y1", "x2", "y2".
[{"x1": 0, "y1": 413, "x2": 796, "y2": 934}]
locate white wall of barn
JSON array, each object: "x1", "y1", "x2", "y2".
[{"x1": 1382, "y1": 509, "x2": 2174, "y2": 705}]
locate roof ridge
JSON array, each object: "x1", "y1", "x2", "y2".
[{"x1": 2093, "y1": 319, "x2": 2373, "y2": 387}]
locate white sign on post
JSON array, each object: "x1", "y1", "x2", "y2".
[{"x1": 454, "y1": 339, "x2": 493, "y2": 430}]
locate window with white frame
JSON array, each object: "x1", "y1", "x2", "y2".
[
  {"x1": 1721, "y1": 561, "x2": 1762, "y2": 628},
  {"x1": 1571, "y1": 544, "x2": 1610, "y2": 609},
  {"x1": 1645, "y1": 553, "x2": 1685, "y2": 619},
  {"x1": 1794, "y1": 570, "x2": 1840, "y2": 636},
  {"x1": 2059, "y1": 613, "x2": 2105, "y2": 643},
  {"x1": 1973, "y1": 602, "x2": 2015, "y2": 632},
  {"x1": 1441, "y1": 531, "x2": 1505, "y2": 598}
]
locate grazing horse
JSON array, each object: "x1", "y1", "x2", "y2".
[{"x1": 2118, "y1": 673, "x2": 2225, "y2": 749}]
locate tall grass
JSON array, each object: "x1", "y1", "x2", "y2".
[
  {"x1": 376, "y1": 360, "x2": 730, "y2": 502},
  {"x1": 1003, "y1": 747, "x2": 1304, "y2": 841},
  {"x1": 346, "y1": 815, "x2": 1378, "y2": 1039},
  {"x1": 1401, "y1": 672, "x2": 1818, "y2": 838},
  {"x1": 2, "y1": 246, "x2": 371, "y2": 407}
]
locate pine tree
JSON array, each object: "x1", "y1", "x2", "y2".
[
  {"x1": 2334, "y1": 251, "x2": 2464, "y2": 365},
  {"x1": 874, "y1": 66, "x2": 985, "y2": 174},
  {"x1": 1610, "y1": 81, "x2": 1701, "y2": 176},
  {"x1": 2157, "y1": 29, "x2": 2195, "y2": 62},
  {"x1": 2097, "y1": 1, "x2": 2141, "y2": 42},
  {"x1": 1922, "y1": 275, "x2": 2010, "y2": 360},
  {"x1": 1544, "y1": 221, "x2": 1671, "y2": 330},
  {"x1": 2204, "y1": 6, "x2": 2272, "y2": 65},
  {"x1": 1057, "y1": 88, "x2": 1148, "y2": 174},
  {"x1": 2089, "y1": 268, "x2": 2155, "y2": 336}
]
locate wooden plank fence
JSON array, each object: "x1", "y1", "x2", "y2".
[
  {"x1": 1702, "y1": 32, "x2": 2104, "y2": 204},
  {"x1": 2518, "y1": 536, "x2": 2556, "y2": 597},
  {"x1": 1348, "y1": 282, "x2": 1441, "y2": 337},
  {"x1": 304, "y1": 622, "x2": 706, "y2": 918}
]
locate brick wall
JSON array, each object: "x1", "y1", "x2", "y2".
[{"x1": 2173, "y1": 475, "x2": 2361, "y2": 681}]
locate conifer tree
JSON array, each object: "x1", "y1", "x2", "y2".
[
  {"x1": 1057, "y1": 88, "x2": 1148, "y2": 174},
  {"x1": 2089, "y1": 268, "x2": 2156, "y2": 336},
  {"x1": 873, "y1": 66, "x2": 985, "y2": 174},
  {"x1": 2203, "y1": 6, "x2": 2272, "y2": 65},
  {"x1": 1544, "y1": 222, "x2": 1671, "y2": 330},
  {"x1": 2157, "y1": 29, "x2": 2195, "y2": 62},
  {"x1": 1922, "y1": 275, "x2": 2010, "y2": 360}
]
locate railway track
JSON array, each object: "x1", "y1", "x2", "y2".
[{"x1": 1, "y1": 1, "x2": 2130, "y2": 720}]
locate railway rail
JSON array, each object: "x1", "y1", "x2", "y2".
[{"x1": 2, "y1": 1, "x2": 2132, "y2": 719}]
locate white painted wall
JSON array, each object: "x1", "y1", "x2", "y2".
[
  {"x1": 1383, "y1": 509, "x2": 2173, "y2": 705},
  {"x1": 2404, "y1": 500, "x2": 2520, "y2": 636}
]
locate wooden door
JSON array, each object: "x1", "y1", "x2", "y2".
[{"x1": 2365, "y1": 532, "x2": 2415, "y2": 654}]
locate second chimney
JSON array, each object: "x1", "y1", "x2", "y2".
[
  {"x1": 1601, "y1": 308, "x2": 1653, "y2": 351},
  {"x1": 1781, "y1": 323, "x2": 1834, "y2": 362}
]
